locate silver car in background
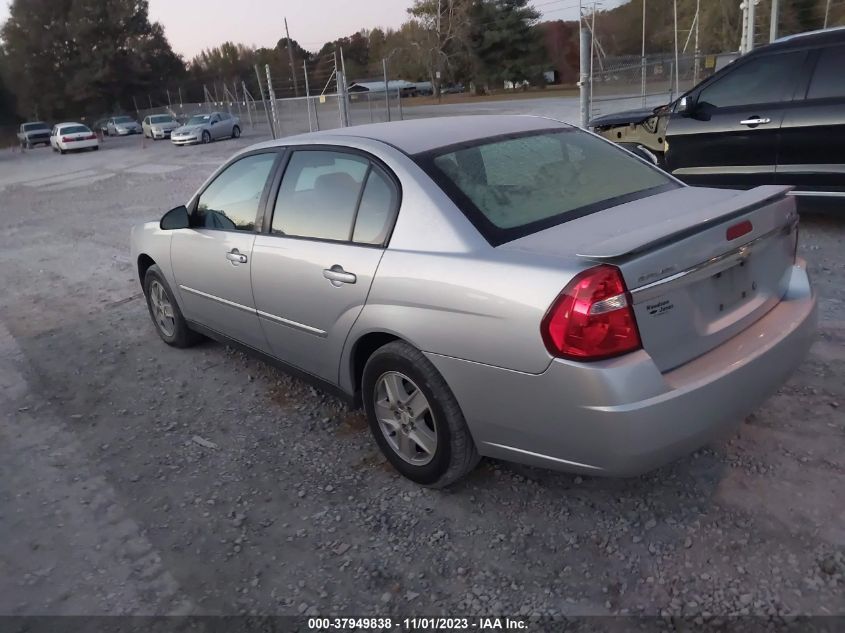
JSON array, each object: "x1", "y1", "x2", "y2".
[
  {"x1": 130, "y1": 116, "x2": 816, "y2": 487},
  {"x1": 106, "y1": 115, "x2": 141, "y2": 136},
  {"x1": 171, "y1": 111, "x2": 241, "y2": 145},
  {"x1": 142, "y1": 114, "x2": 181, "y2": 140}
]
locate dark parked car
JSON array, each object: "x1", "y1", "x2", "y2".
[{"x1": 592, "y1": 27, "x2": 845, "y2": 203}]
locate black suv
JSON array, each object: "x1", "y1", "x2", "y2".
[{"x1": 591, "y1": 27, "x2": 845, "y2": 204}]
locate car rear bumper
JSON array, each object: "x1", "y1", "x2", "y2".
[
  {"x1": 426, "y1": 261, "x2": 816, "y2": 476},
  {"x1": 59, "y1": 139, "x2": 99, "y2": 151}
]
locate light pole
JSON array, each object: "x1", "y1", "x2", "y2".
[{"x1": 641, "y1": 0, "x2": 647, "y2": 107}]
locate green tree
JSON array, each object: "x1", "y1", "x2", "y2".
[
  {"x1": 408, "y1": 0, "x2": 474, "y2": 97},
  {"x1": 469, "y1": 0, "x2": 543, "y2": 90},
  {"x1": 1, "y1": 0, "x2": 184, "y2": 119}
]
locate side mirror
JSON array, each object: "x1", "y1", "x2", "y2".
[
  {"x1": 677, "y1": 95, "x2": 695, "y2": 115},
  {"x1": 160, "y1": 205, "x2": 189, "y2": 230}
]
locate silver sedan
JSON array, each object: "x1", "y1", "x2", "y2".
[
  {"x1": 130, "y1": 115, "x2": 816, "y2": 487},
  {"x1": 171, "y1": 111, "x2": 241, "y2": 145}
]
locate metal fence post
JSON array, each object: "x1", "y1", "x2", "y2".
[
  {"x1": 303, "y1": 60, "x2": 313, "y2": 133},
  {"x1": 382, "y1": 58, "x2": 391, "y2": 122},
  {"x1": 641, "y1": 0, "x2": 647, "y2": 107},
  {"x1": 242, "y1": 81, "x2": 254, "y2": 127},
  {"x1": 579, "y1": 26, "x2": 591, "y2": 127},
  {"x1": 339, "y1": 47, "x2": 350, "y2": 126},
  {"x1": 265, "y1": 65, "x2": 279, "y2": 139},
  {"x1": 397, "y1": 86, "x2": 404, "y2": 120},
  {"x1": 368, "y1": 92, "x2": 373, "y2": 123},
  {"x1": 254, "y1": 65, "x2": 274, "y2": 137}
]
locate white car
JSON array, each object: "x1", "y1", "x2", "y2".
[
  {"x1": 142, "y1": 114, "x2": 181, "y2": 140},
  {"x1": 50, "y1": 123, "x2": 99, "y2": 154},
  {"x1": 106, "y1": 116, "x2": 142, "y2": 136}
]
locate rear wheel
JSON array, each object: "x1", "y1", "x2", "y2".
[
  {"x1": 59, "y1": 147, "x2": 66, "y2": 155},
  {"x1": 201, "y1": 130, "x2": 211, "y2": 144},
  {"x1": 231, "y1": 125, "x2": 241, "y2": 139},
  {"x1": 143, "y1": 265, "x2": 202, "y2": 348},
  {"x1": 362, "y1": 341, "x2": 480, "y2": 487}
]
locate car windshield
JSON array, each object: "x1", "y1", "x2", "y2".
[
  {"x1": 150, "y1": 115, "x2": 174, "y2": 123},
  {"x1": 114, "y1": 116, "x2": 134, "y2": 124},
  {"x1": 187, "y1": 115, "x2": 210, "y2": 125},
  {"x1": 61, "y1": 125, "x2": 90, "y2": 134},
  {"x1": 23, "y1": 122, "x2": 50, "y2": 131},
  {"x1": 419, "y1": 129, "x2": 676, "y2": 245}
]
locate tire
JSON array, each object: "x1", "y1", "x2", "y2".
[
  {"x1": 143, "y1": 264, "x2": 202, "y2": 348},
  {"x1": 59, "y1": 147, "x2": 65, "y2": 155},
  {"x1": 93, "y1": 146, "x2": 99, "y2": 151},
  {"x1": 231, "y1": 125, "x2": 241, "y2": 139},
  {"x1": 201, "y1": 130, "x2": 211, "y2": 144},
  {"x1": 362, "y1": 341, "x2": 480, "y2": 487}
]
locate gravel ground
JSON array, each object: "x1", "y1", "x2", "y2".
[{"x1": 0, "y1": 109, "x2": 843, "y2": 619}]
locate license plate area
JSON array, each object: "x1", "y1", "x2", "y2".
[{"x1": 711, "y1": 259, "x2": 756, "y2": 313}]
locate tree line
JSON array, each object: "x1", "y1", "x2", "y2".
[{"x1": 1, "y1": 0, "x2": 843, "y2": 125}]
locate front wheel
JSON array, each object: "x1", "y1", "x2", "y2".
[
  {"x1": 201, "y1": 130, "x2": 211, "y2": 144},
  {"x1": 362, "y1": 341, "x2": 480, "y2": 487},
  {"x1": 143, "y1": 265, "x2": 202, "y2": 348},
  {"x1": 231, "y1": 125, "x2": 241, "y2": 139}
]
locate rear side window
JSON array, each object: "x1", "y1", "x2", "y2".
[
  {"x1": 193, "y1": 153, "x2": 276, "y2": 232},
  {"x1": 807, "y1": 45, "x2": 845, "y2": 100},
  {"x1": 271, "y1": 150, "x2": 398, "y2": 245},
  {"x1": 697, "y1": 51, "x2": 805, "y2": 108},
  {"x1": 422, "y1": 129, "x2": 674, "y2": 244}
]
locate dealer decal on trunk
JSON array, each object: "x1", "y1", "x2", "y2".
[{"x1": 647, "y1": 299, "x2": 674, "y2": 316}]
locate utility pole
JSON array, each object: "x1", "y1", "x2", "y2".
[
  {"x1": 166, "y1": 89, "x2": 172, "y2": 109},
  {"x1": 589, "y1": 2, "x2": 596, "y2": 110},
  {"x1": 265, "y1": 65, "x2": 279, "y2": 139},
  {"x1": 747, "y1": 0, "x2": 756, "y2": 52},
  {"x1": 770, "y1": 0, "x2": 779, "y2": 42},
  {"x1": 178, "y1": 86, "x2": 183, "y2": 108},
  {"x1": 740, "y1": 1, "x2": 748, "y2": 53},
  {"x1": 148, "y1": 94, "x2": 153, "y2": 109},
  {"x1": 255, "y1": 64, "x2": 274, "y2": 137},
  {"x1": 641, "y1": 0, "x2": 647, "y2": 107},
  {"x1": 824, "y1": 0, "x2": 832, "y2": 28},
  {"x1": 284, "y1": 18, "x2": 300, "y2": 97}
]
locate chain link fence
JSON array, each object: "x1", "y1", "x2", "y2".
[{"x1": 589, "y1": 51, "x2": 737, "y2": 119}]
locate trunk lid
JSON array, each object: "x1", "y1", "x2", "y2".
[{"x1": 502, "y1": 185, "x2": 798, "y2": 372}]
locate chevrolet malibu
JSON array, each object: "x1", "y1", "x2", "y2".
[{"x1": 130, "y1": 115, "x2": 816, "y2": 487}]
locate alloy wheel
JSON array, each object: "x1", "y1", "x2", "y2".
[
  {"x1": 374, "y1": 371, "x2": 438, "y2": 466},
  {"x1": 149, "y1": 280, "x2": 176, "y2": 337}
]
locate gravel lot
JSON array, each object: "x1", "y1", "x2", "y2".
[{"x1": 0, "y1": 104, "x2": 843, "y2": 619}]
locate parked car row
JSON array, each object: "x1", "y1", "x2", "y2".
[{"x1": 16, "y1": 111, "x2": 242, "y2": 156}]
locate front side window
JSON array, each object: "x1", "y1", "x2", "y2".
[
  {"x1": 697, "y1": 51, "x2": 805, "y2": 108},
  {"x1": 422, "y1": 129, "x2": 674, "y2": 244},
  {"x1": 271, "y1": 151, "x2": 369, "y2": 241},
  {"x1": 807, "y1": 45, "x2": 845, "y2": 100},
  {"x1": 193, "y1": 153, "x2": 277, "y2": 232}
]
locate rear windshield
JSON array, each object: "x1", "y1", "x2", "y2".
[
  {"x1": 417, "y1": 129, "x2": 677, "y2": 245},
  {"x1": 61, "y1": 125, "x2": 90, "y2": 134},
  {"x1": 23, "y1": 123, "x2": 49, "y2": 131}
]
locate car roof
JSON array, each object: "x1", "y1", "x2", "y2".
[
  {"x1": 759, "y1": 25, "x2": 845, "y2": 53},
  {"x1": 277, "y1": 115, "x2": 570, "y2": 155}
]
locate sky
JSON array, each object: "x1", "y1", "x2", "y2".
[{"x1": 0, "y1": 0, "x2": 625, "y2": 58}]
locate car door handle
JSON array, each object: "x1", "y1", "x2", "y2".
[
  {"x1": 323, "y1": 265, "x2": 356, "y2": 286},
  {"x1": 740, "y1": 117, "x2": 771, "y2": 126},
  {"x1": 226, "y1": 249, "x2": 248, "y2": 264}
]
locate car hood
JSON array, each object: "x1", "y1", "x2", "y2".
[
  {"x1": 174, "y1": 125, "x2": 203, "y2": 134},
  {"x1": 589, "y1": 107, "x2": 666, "y2": 127}
]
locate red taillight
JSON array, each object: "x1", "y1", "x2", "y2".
[
  {"x1": 726, "y1": 219, "x2": 753, "y2": 241},
  {"x1": 541, "y1": 265, "x2": 641, "y2": 361},
  {"x1": 61, "y1": 136, "x2": 73, "y2": 142}
]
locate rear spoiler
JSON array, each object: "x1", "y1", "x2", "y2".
[{"x1": 576, "y1": 185, "x2": 794, "y2": 260}]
